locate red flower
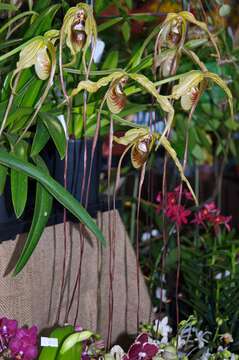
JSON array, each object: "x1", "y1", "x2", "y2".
[
  {"x1": 192, "y1": 208, "x2": 210, "y2": 225},
  {"x1": 166, "y1": 204, "x2": 191, "y2": 226},
  {"x1": 155, "y1": 187, "x2": 192, "y2": 226},
  {"x1": 192, "y1": 202, "x2": 232, "y2": 232},
  {"x1": 210, "y1": 215, "x2": 232, "y2": 232},
  {"x1": 122, "y1": 333, "x2": 158, "y2": 360},
  {"x1": 173, "y1": 186, "x2": 194, "y2": 201}
]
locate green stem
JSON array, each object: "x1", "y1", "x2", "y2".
[
  {"x1": 125, "y1": 73, "x2": 185, "y2": 96},
  {"x1": 194, "y1": 164, "x2": 200, "y2": 247},
  {"x1": 0, "y1": 72, "x2": 21, "y2": 137},
  {"x1": 130, "y1": 173, "x2": 139, "y2": 244},
  {"x1": 63, "y1": 67, "x2": 124, "y2": 76}
]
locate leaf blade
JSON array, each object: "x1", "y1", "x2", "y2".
[{"x1": 14, "y1": 156, "x2": 53, "y2": 274}]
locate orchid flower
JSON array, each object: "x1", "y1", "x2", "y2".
[
  {"x1": 61, "y1": 2, "x2": 97, "y2": 58},
  {"x1": 171, "y1": 70, "x2": 234, "y2": 118},
  {"x1": 114, "y1": 127, "x2": 197, "y2": 203},
  {"x1": 12, "y1": 30, "x2": 58, "y2": 82},
  {"x1": 153, "y1": 317, "x2": 172, "y2": 344},
  {"x1": 114, "y1": 128, "x2": 156, "y2": 169},
  {"x1": 154, "y1": 11, "x2": 220, "y2": 77},
  {"x1": 71, "y1": 71, "x2": 174, "y2": 130},
  {"x1": 155, "y1": 11, "x2": 220, "y2": 58}
]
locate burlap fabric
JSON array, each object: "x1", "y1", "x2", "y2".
[{"x1": 0, "y1": 210, "x2": 152, "y2": 344}]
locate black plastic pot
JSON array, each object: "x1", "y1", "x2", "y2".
[
  {"x1": 0, "y1": 138, "x2": 102, "y2": 242},
  {"x1": 0, "y1": 180, "x2": 35, "y2": 241},
  {"x1": 50, "y1": 138, "x2": 102, "y2": 218}
]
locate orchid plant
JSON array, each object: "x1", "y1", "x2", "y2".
[
  {"x1": 0, "y1": 3, "x2": 238, "y2": 359},
  {"x1": 0, "y1": 0, "x2": 235, "y2": 274},
  {"x1": 138, "y1": 185, "x2": 239, "y2": 345}
]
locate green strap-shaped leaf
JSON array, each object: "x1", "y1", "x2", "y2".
[
  {"x1": 0, "y1": 3, "x2": 17, "y2": 11},
  {"x1": 39, "y1": 325, "x2": 74, "y2": 360},
  {"x1": 24, "y1": 4, "x2": 61, "y2": 39},
  {"x1": 31, "y1": 120, "x2": 50, "y2": 157},
  {"x1": 102, "y1": 50, "x2": 119, "y2": 70},
  {"x1": 98, "y1": 17, "x2": 123, "y2": 32},
  {"x1": 0, "y1": 164, "x2": 7, "y2": 195},
  {"x1": 10, "y1": 140, "x2": 29, "y2": 218},
  {"x1": 14, "y1": 156, "x2": 53, "y2": 274},
  {"x1": 0, "y1": 150, "x2": 106, "y2": 246},
  {"x1": 58, "y1": 331, "x2": 93, "y2": 359},
  {"x1": 57, "y1": 342, "x2": 82, "y2": 360},
  {"x1": 39, "y1": 112, "x2": 66, "y2": 159},
  {"x1": 7, "y1": 107, "x2": 33, "y2": 129}
]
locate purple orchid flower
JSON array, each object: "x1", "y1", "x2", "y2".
[
  {"x1": 9, "y1": 326, "x2": 38, "y2": 360},
  {"x1": 0, "y1": 317, "x2": 18, "y2": 353},
  {"x1": 122, "y1": 333, "x2": 159, "y2": 360},
  {"x1": 0, "y1": 317, "x2": 18, "y2": 338}
]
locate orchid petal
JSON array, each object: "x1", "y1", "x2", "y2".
[{"x1": 34, "y1": 47, "x2": 51, "y2": 80}]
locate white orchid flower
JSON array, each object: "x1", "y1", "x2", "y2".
[{"x1": 153, "y1": 317, "x2": 172, "y2": 344}]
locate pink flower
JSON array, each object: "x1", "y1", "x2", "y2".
[
  {"x1": 184, "y1": 190, "x2": 193, "y2": 201},
  {"x1": 204, "y1": 202, "x2": 218, "y2": 212},
  {"x1": 192, "y1": 208, "x2": 210, "y2": 225},
  {"x1": 156, "y1": 193, "x2": 161, "y2": 203},
  {"x1": 173, "y1": 186, "x2": 193, "y2": 201},
  {"x1": 122, "y1": 333, "x2": 158, "y2": 360}
]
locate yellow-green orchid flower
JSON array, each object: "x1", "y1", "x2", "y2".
[
  {"x1": 12, "y1": 30, "x2": 58, "y2": 81},
  {"x1": 61, "y1": 2, "x2": 97, "y2": 57},
  {"x1": 106, "y1": 76, "x2": 128, "y2": 114},
  {"x1": 155, "y1": 11, "x2": 220, "y2": 58},
  {"x1": 114, "y1": 127, "x2": 197, "y2": 204},
  {"x1": 71, "y1": 71, "x2": 174, "y2": 145},
  {"x1": 154, "y1": 49, "x2": 179, "y2": 78},
  {"x1": 171, "y1": 70, "x2": 233, "y2": 116},
  {"x1": 154, "y1": 11, "x2": 220, "y2": 77},
  {"x1": 114, "y1": 128, "x2": 156, "y2": 169}
]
